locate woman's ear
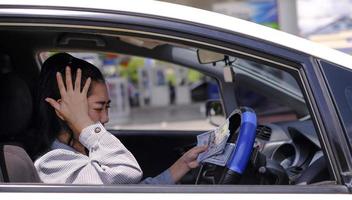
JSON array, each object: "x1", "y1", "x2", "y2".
[{"x1": 54, "y1": 99, "x2": 65, "y2": 121}]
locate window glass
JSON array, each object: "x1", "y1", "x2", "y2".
[
  {"x1": 40, "y1": 52, "x2": 219, "y2": 130},
  {"x1": 230, "y1": 57, "x2": 307, "y2": 124},
  {"x1": 320, "y1": 60, "x2": 352, "y2": 145}
]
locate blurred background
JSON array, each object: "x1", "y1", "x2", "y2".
[{"x1": 161, "y1": 0, "x2": 352, "y2": 54}]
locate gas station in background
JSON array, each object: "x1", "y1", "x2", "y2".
[
  {"x1": 62, "y1": 52, "x2": 206, "y2": 125},
  {"x1": 106, "y1": 77, "x2": 130, "y2": 125},
  {"x1": 175, "y1": 67, "x2": 191, "y2": 105},
  {"x1": 138, "y1": 59, "x2": 170, "y2": 107}
]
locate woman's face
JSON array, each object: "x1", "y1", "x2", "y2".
[{"x1": 87, "y1": 82, "x2": 110, "y2": 125}]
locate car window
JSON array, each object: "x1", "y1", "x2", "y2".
[
  {"x1": 40, "y1": 52, "x2": 219, "y2": 131},
  {"x1": 320, "y1": 60, "x2": 352, "y2": 145},
  {"x1": 36, "y1": 39, "x2": 328, "y2": 187},
  {"x1": 230, "y1": 57, "x2": 307, "y2": 124}
]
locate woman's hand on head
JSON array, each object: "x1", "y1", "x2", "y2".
[{"x1": 45, "y1": 66, "x2": 94, "y2": 138}]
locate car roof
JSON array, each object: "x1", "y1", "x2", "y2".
[{"x1": 1, "y1": 0, "x2": 352, "y2": 69}]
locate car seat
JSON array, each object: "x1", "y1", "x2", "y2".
[{"x1": 0, "y1": 72, "x2": 41, "y2": 182}]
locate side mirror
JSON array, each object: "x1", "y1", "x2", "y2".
[
  {"x1": 197, "y1": 49, "x2": 225, "y2": 64},
  {"x1": 205, "y1": 99, "x2": 225, "y2": 126}
]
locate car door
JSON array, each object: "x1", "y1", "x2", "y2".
[{"x1": 0, "y1": 2, "x2": 350, "y2": 196}]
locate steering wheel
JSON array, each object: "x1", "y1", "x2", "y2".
[
  {"x1": 196, "y1": 107, "x2": 257, "y2": 184},
  {"x1": 219, "y1": 107, "x2": 257, "y2": 183}
]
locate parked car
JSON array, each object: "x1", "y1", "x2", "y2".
[{"x1": 0, "y1": 0, "x2": 351, "y2": 199}]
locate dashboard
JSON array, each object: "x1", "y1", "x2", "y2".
[{"x1": 255, "y1": 120, "x2": 330, "y2": 184}]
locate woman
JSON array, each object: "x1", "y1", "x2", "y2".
[{"x1": 34, "y1": 53, "x2": 206, "y2": 184}]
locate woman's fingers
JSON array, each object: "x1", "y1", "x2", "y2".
[
  {"x1": 58, "y1": 67, "x2": 83, "y2": 94},
  {"x1": 74, "y1": 68, "x2": 82, "y2": 91},
  {"x1": 191, "y1": 145, "x2": 208, "y2": 154},
  {"x1": 56, "y1": 72, "x2": 67, "y2": 97},
  {"x1": 82, "y1": 77, "x2": 91, "y2": 95},
  {"x1": 65, "y1": 66, "x2": 73, "y2": 92},
  {"x1": 45, "y1": 98, "x2": 61, "y2": 111},
  {"x1": 188, "y1": 161, "x2": 199, "y2": 169},
  {"x1": 186, "y1": 145, "x2": 208, "y2": 161}
]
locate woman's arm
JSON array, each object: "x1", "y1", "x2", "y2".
[
  {"x1": 40, "y1": 67, "x2": 142, "y2": 184},
  {"x1": 79, "y1": 122, "x2": 143, "y2": 184},
  {"x1": 35, "y1": 124, "x2": 143, "y2": 184}
]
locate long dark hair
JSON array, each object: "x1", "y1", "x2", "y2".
[{"x1": 34, "y1": 53, "x2": 105, "y2": 157}]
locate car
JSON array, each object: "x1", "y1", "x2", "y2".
[{"x1": 0, "y1": 0, "x2": 351, "y2": 199}]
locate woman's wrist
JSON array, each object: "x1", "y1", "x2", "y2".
[
  {"x1": 71, "y1": 117, "x2": 95, "y2": 137},
  {"x1": 78, "y1": 122, "x2": 106, "y2": 150},
  {"x1": 169, "y1": 159, "x2": 190, "y2": 183}
]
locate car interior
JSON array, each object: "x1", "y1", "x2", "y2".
[{"x1": 0, "y1": 26, "x2": 334, "y2": 186}]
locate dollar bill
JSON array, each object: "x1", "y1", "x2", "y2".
[
  {"x1": 202, "y1": 143, "x2": 235, "y2": 166},
  {"x1": 197, "y1": 119, "x2": 230, "y2": 162}
]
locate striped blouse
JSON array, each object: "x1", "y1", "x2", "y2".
[{"x1": 34, "y1": 122, "x2": 174, "y2": 184}]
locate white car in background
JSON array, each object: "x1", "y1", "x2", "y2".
[{"x1": 0, "y1": 0, "x2": 351, "y2": 199}]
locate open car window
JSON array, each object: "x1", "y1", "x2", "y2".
[
  {"x1": 40, "y1": 52, "x2": 220, "y2": 131},
  {"x1": 36, "y1": 42, "x2": 328, "y2": 186}
]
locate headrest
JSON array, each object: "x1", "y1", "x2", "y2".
[{"x1": 0, "y1": 73, "x2": 33, "y2": 138}]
